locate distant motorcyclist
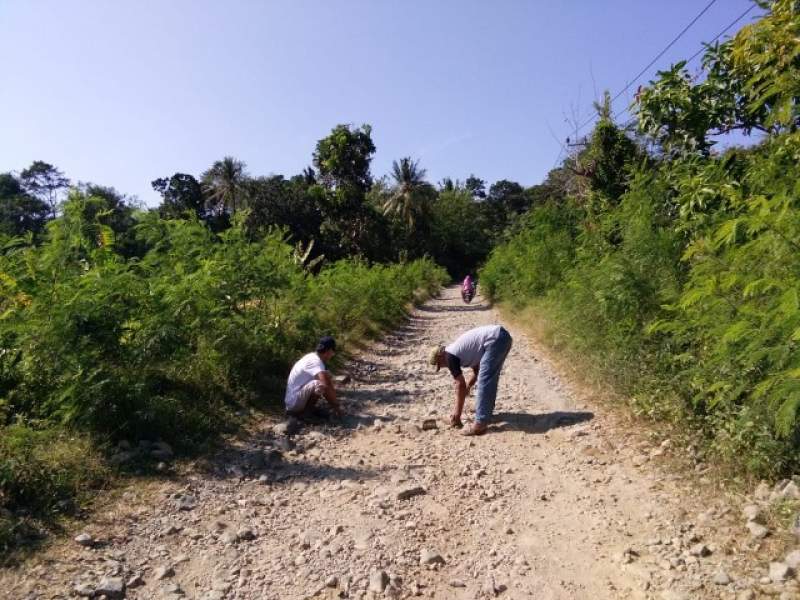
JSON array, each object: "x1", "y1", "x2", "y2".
[{"x1": 461, "y1": 274, "x2": 476, "y2": 303}]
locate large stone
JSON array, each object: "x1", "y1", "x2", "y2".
[
  {"x1": 742, "y1": 504, "x2": 764, "y2": 523},
  {"x1": 95, "y1": 577, "x2": 126, "y2": 599},
  {"x1": 109, "y1": 450, "x2": 137, "y2": 465},
  {"x1": 712, "y1": 571, "x2": 731, "y2": 585},
  {"x1": 786, "y1": 549, "x2": 800, "y2": 570},
  {"x1": 150, "y1": 441, "x2": 174, "y2": 460},
  {"x1": 155, "y1": 565, "x2": 175, "y2": 580},
  {"x1": 420, "y1": 419, "x2": 438, "y2": 431},
  {"x1": 175, "y1": 495, "x2": 197, "y2": 511},
  {"x1": 74, "y1": 532, "x2": 93, "y2": 547},
  {"x1": 775, "y1": 480, "x2": 800, "y2": 501},
  {"x1": 368, "y1": 570, "x2": 389, "y2": 593},
  {"x1": 747, "y1": 521, "x2": 769, "y2": 540},
  {"x1": 755, "y1": 481, "x2": 771, "y2": 501},
  {"x1": 74, "y1": 583, "x2": 95, "y2": 597},
  {"x1": 420, "y1": 549, "x2": 445, "y2": 566},
  {"x1": 396, "y1": 485, "x2": 426, "y2": 500},
  {"x1": 688, "y1": 543, "x2": 711, "y2": 557},
  {"x1": 769, "y1": 561, "x2": 792, "y2": 582}
]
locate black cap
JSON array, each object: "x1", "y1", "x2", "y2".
[{"x1": 316, "y1": 336, "x2": 337, "y2": 353}]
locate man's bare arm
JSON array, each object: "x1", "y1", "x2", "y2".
[
  {"x1": 466, "y1": 367, "x2": 478, "y2": 394},
  {"x1": 317, "y1": 371, "x2": 342, "y2": 415},
  {"x1": 453, "y1": 374, "x2": 467, "y2": 420}
]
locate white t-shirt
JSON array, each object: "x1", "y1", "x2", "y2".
[
  {"x1": 445, "y1": 324, "x2": 502, "y2": 368},
  {"x1": 284, "y1": 352, "x2": 327, "y2": 410}
]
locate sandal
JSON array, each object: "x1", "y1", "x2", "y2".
[
  {"x1": 449, "y1": 415, "x2": 463, "y2": 429},
  {"x1": 460, "y1": 423, "x2": 488, "y2": 436}
]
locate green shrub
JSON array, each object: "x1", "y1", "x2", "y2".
[{"x1": 0, "y1": 422, "x2": 107, "y2": 556}]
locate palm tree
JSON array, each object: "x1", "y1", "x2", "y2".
[
  {"x1": 202, "y1": 156, "x2": 248, "y2": 216},
  {"x1": 383, "y1": 157, "x2": 434, "y2": 227}
]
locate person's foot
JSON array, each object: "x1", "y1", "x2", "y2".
[
  {"x1": 449, "y1": 414, "x2": 463, "y2": 429},
  {"x1": 460, "y1": 422, "x2": 488, "y2": 436}
]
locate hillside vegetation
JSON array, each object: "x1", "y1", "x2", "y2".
[{"x1": 482, "y1": 0, "x2": 800, "y2": 478}]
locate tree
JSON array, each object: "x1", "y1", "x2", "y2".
[
  {"x1": 80, "y1": 183, "x2": 144, "y2": 258},
  {"x1": 152, "y1": 173, "x2": 206, "y2": 220},
  {"x1": 465, "y1": 175, "x2": 487, "y2": 199},
  {"x1": 202, "y1": 157, "x2": 248, "y2": 216},
  {"x1": 313, "y1": 124, "x2": 375, "y2": 193},
  {"x1": 0, "y1": 172, "x2": 50, "y2": 236},
  {"x1": 311, "y1": 125, "x2": 378, "y2": 259},
  {"x1": 382, "y1": 157, "x2": 435, "y2": 227},
  {"x1": 244, "y1": 175, "x2": 323, "y2": 246},
  {"x1": 430, "y1": 187, "x2": 491, "y2": 276},
  {"x1": 19, "y1": 161, "x2": 69, "y2": 218}
]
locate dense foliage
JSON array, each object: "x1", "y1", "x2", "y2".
[{"x1": 483, "y1": 0, "x2": 800, "y2": 478}]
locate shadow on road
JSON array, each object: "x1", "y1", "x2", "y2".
[
  {"x1": 491, "y1": 410, "x2": 594, "y2": 434},
  {"x1": 417, "y1": 302, "x2": 490, "y2": 313}
]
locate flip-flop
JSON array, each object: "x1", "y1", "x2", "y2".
[{"x1": 460, "y1": 424, "x2": 488, "y2": 436}]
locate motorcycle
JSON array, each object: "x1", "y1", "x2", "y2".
[{"x1": 461, "y1": 281, "x2": 476, "y2": 304}]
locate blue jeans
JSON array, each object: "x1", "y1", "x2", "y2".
[{"x1": 475, "y1": 327, "x2": 512, "y2": 424}]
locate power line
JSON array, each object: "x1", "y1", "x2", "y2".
[
  {"x1": 608, "y1": 3, "x2": 759, "y2": 125},
  {"x1": 685, "y1": 3, "x2": 757, "y2": 65},
  {"x1": 573, "y1": 0, "x2": 719, "y2": 135}
]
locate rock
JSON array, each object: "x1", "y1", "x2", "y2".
[
  {"x1": 755, "y1": 481, "x2": 772, "y2": 501},
  {"x1": 74, "y1": 583, "x2": 95, "y2": 597},
  {"x1": 420, "y1": 419, "x2": 438, "y2": 431},
  {"x1": 220, "y1": 530, "x2": 238, "y2": 544},
  {"x1": 660, "y1": 592, "x2": 690, "y2": 600},
  {"x1": 265, "y1": 449, "x2": 283, "y2": 464},
  {"x1": 786, "y1": 549, "x2": 800, "y2": 570},
  {"x1": 175, "y1": 495, "x2": 197, "y2": 511},
  {"x1": 368, "y1": 570, "x2": 389, "y2": 593},
  {"x1": 155, "y1": 565, "x2": 175, "y2": 580},
  {"x1": 482, "y1": 573, "x2": 506, "y2": 596},
  {"x1": 747, "y1": 521, "x2": 769, "y2": 540},
  {"x1": 419, "y1": 549, "x2": 445, "y2": 566},
  {"x1": 770, "y1": 561, "x2": 793, "y2": 582},
  {"x1": 109, "y1": 450, "x2": 137, "y2": 465},
  {"x1": 161, "y1": 582, "x2": 183, "y2": 595},
  {"x1": 737, "y1": 591, "x2": 756, "y2": 600},
  {"x1": 126, "y1": 574, "x2": 144, "y2": 588},
  {"x1": 396, "y1": 485, "x2": 426, "y2": 500},
  {"x1": 688, "y1": 543, "x2": 711, "y2": 557},
  {"x1": 449, "y1": 579, "x2": 467, "y2": 588},
  {"x1": 150, "y1": 440, "x2": 174, "y2": 460},
  {"x1": 74, "y1": 532, "x2": 94, "y2": 547},
  {"x1": 237, "y1": 527, "x2": 256, "y2": 541},
  {"x1": 95, "y1": 577, "x2": 126, "y2": 599},
  {"x1": 200, "y1": 593, "x2": 225, "y2": 600},
  {"x1": 325, "y1": 575, "x2": 338, "y2": 588},
  {"x1": 775, "y1": 481, "x2": 800, "y2": 501},
  {"x1": 334, "y1": 374, "x2": 351, "y2": 385},
  {"x1": 712, "y1": 571, "x2": 731, "y2": 585},
  {"x1": 742, "y1": 504, "x2": 764, "y2": 523}
]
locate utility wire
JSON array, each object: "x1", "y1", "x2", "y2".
[
  {"x1": 608, "y1": 3, "x2": 759, "y2": 126},
  {"x1": 685, "y1": 3, "x2": 757, "y2": 65},
  {"x1": 573, "y1": 0, "x2": 719, "y2": 135}
]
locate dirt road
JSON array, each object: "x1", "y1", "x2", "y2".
[{"x1": 1, "y1": 287, "x2": 780, "y2": 599}]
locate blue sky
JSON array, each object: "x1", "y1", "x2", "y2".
[{"x1": 0, "y1": 0, "x2": 758, "y2": 206}]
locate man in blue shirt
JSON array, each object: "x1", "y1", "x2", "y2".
[{"x1": 429, "y1": 324, "x2": 513, "y2": 435}]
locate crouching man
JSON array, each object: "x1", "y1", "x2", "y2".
[
  {"x1": 284, "y1": 336, "x2": 342, "y2": 419},
  {"x1": 429, "y1": 324, "x2": 512, "y2": 436}
]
